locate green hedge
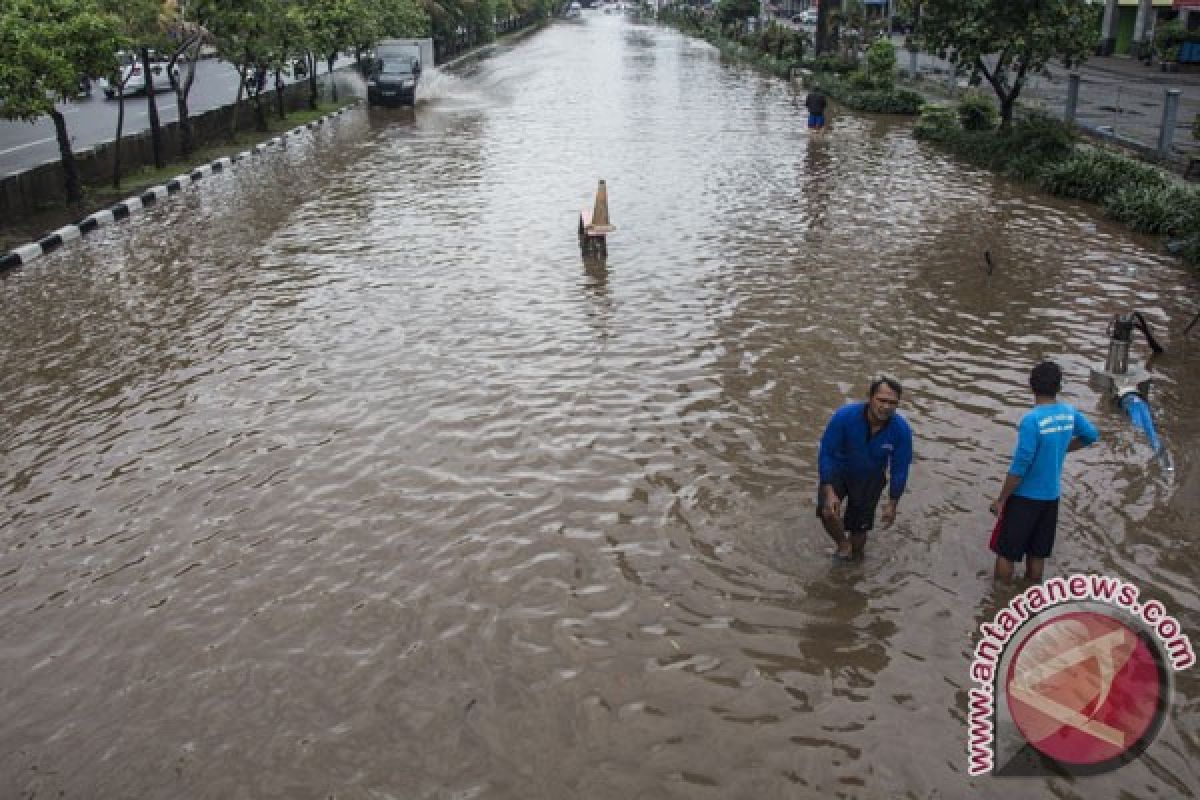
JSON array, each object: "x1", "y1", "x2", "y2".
[
  {"x1": 814, "y1": 74, "x2": 924, "y2": 115},
  {"x1": 1039, "y1": 149, "x2": 1170, "y2": 203},
  {"x1": 913, "y1": 108, "x2": 1074, "y2": 178}
]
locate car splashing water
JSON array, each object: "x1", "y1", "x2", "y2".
[{"x1": 1, "y1": 13, "x2": 1198, "y2": 800}]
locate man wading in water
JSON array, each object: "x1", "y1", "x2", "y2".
[
  {"x1": 989, "y1": 361, "x2": 1099, "y2": 583},
  {"x1": 817, "y1": 376, "x2": 913, "y2": 561}
]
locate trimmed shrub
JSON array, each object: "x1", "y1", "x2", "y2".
[
  {"x1": 847, "y1": 69, "x2": 875, "y2": 90},
  {"x1": 1181, "y1": 234, "x2": 1200, "y2": 267},
  {"x1": 817, "y1": 75, "x2": 923, "y2": 115},
  {"x1": 1104, "y1": 184, "x2": 1200, "y2": 236},
  {"x1": 1039, "y1": 149, "x2": 1169, "y2": 204},
  {"x1": 865, "y1": 39, "x2": 897, "y2": 90},
  {"x1": 957, "y1": 90, "x2": 998, "y2": 132},
  {"x1": 913, "y1": 104, "x2": 959, "y2": 139},
  {"x1": 914, "y1": 109, "x2": 1076, "y2": 179}
]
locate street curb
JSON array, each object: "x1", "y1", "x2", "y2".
[{"x1": 0, "y1": 105, "x2": 355, "y2": 272}]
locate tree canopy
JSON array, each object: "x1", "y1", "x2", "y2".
[
  {"x1": 919, "y1": 0, "x2": 1097, "y2": 128},
  {"x1": 0, "y1": 0, "x2": 122, "y2": 121}
]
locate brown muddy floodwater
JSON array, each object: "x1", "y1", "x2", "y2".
[{"x1": 2, "y1": 14, "x2": 1199, "y2": 800}]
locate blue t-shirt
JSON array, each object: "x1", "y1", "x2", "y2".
[
  {"x1": 818, "y1": 402, "x2": 913, "y2": 498},
  {"x1": 1009, "y1": 402, "x2": 1099, "y2": 501}
]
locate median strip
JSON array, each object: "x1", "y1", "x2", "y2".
[{"x1": 0, "y1": 104, "x2": 356, "y2": 272}]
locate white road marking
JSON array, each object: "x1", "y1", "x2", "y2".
[{"x1": 0, "y1": 137, "x2": 56, "y2": 156}]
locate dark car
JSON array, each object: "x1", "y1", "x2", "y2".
[{"x1": 366, "y1": 57, "x2": 420, "y2": 106}]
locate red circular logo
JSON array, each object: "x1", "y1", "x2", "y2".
[{"x1": 1004, "y1": 610, "x2": 1165, "y2": 766}]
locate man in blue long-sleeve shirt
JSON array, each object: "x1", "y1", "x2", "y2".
[
  {"x1": 817, "y1": 376, "x2": 914, "y2": 561},
  {"x1": 989, "y1": 361, "x2": 1099, "y2": 584}
]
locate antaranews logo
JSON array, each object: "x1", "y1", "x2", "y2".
[{"x1": 967, "y1": 574, "x2": 1195, "y2": 777}]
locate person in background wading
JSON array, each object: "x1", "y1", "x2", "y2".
[{"x1": 805, "y1": 86, "x2": 827, "y2": 132}]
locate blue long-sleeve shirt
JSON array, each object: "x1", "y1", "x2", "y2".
[
  {"x1": 818, "y1": 402, "x2": 913, "y2": 498},
  {"x1": 1010, "y1": 403, "x2": 1099, "y2": 501}
]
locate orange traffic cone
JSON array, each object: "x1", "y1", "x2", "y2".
[{"x1": 589, "y1": 179, "x2": 615, "y2": 234}]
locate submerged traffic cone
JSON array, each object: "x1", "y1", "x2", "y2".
[{"x1": 589, "y1": 179, "x2": 615, "y2": 234}]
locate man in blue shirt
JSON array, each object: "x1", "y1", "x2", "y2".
[
  {"x1": 989, "y1": 362, "x2": 1100, "y2": 583},
  {"x1": 817, "y1": 376, "x2": 914, "y2": 561}
]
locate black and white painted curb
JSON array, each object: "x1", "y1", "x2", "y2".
[{"x1": 0, "y1": 106, "x2": 354, "y2": 272}]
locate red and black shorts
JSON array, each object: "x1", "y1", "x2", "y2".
[
  {"x1": 990, "y1": 495, "x2": 1059, "y2": 562},
  {"x1": 816, "y1": 472, "x2": 887, "y2": 534}
]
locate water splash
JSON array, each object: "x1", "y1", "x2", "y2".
[{"x1": 415, "y1": 68, "x2": 478, "y2": 104}]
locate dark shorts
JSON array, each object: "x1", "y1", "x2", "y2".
[
  {"x1": 990, "y1": 495, "x2": 1059, "y2": 562},
  {"x1": 816, "y1": 472, "x2": 886, "y2": 534},
  {"x1": 807, "y1": 113, "x2": 825, "y2": 129}
]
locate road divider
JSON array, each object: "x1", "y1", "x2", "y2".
[{"x1": 0, "y1": 106, "x2": 354, "y2": 271}]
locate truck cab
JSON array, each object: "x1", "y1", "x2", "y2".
[{"x1": 366, "y1": 39, "x2": 433, "y2": 107}]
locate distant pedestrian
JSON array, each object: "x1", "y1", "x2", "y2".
[
  {"x1": 805, "y1": 87, "x2": 827, "y2": 132},
  {"x1": 817, "y1": 375, "x2": 913, "y2": 561},
  {"x1": 989, "y1": 362, "x2": 1099, "y2": 584}
]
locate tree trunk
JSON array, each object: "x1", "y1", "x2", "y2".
[
  {"x1": 113, "y1": 90, "x2": 126, "y2": 188},
  {"x1": 177, "y1": 89, "x2": 194, "y2": 156},
  {"x1": 173, "y1": 41, "x2": 200, "y2": 157},
  {"x1": 275, "y1": 68, "x2": 286, "y2": 119},
  {"x1": 231, "y1": 63, "x2": 248, "y2": 142},
  {"x1": 307, "y1": 53, "x2": 318, "y2": 110},
  {"x1": 49, "y1": 109, "x2": 83, "y2": 205},
  {"x1": 253, "y1": 90, "x2": 268, "y2": 132},
  {"x1": 327, "y1": 55, "x2": 338, "y2": 103},
  {"x1": 140, "y1": 47, "x2": 164, "y2": 169},
  {"x1": 999, "y1": 95, "x2": 1016, "y2": 131}
]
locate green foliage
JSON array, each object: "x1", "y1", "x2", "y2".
[
  {"x1": 920, "y1": 0, "x2": 1096, "y2": 127},
  {"x1": 957, "y1": 90, "x2": 997, "y2": 132},
  {"x1": 0, "y1": 0, "x2": 123, "y2": 120},
  {"x1": 1104, "y1": 184, "x2": 1200, "y2": 237},
  {"x1": 716, "y1": 0, "x2": 759, "y2": 29},
  {"x1": 811, "y1": 54, "x2": 858, "y2": 74},
  {"x1": 915, "y1": 109, "x2": 1075, "y2": 180},
  {"x1": 913, "y1": 104, "x2": 958, "y2": 138},
  {"x1": 1154, "y1": 20, "x2": 1200, "y2": 60},
  {"x1": 816, "y1": 75, "x2": 923, "y2": 115},
  {"x1": 996, "y1": 111, "x2": 1075, "y2": 178},
  {"x1": 846, "y1": 69, "x2": 874, "y2": 90},
  {"x1": 865, "y1": 38, "x2": 896, "y2": 90},
  {"x1": 1194, "y1": 113, "x2": 1200, "y2": 141},
  {"x1": 1039, "y1": 149, "x2": 1169, "y2": 204}
]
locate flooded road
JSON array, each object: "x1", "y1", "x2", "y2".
[{"x1": 3, "y1": 14, "x2": 1199, "y2": 799}]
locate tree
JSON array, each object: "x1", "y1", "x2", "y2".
[
  {"x1": 815, "y1": 0, "x2": 841, "y2": 57},
  {"x1": 715, "y1": 0, "x2": 758, "y2": 33},
  {"x1": 195, "y1": 0, "x2": 284, "y2": 134},
  {"x1": 920, "y1": 0, "x2": 1096, "y2": 130},
  {"x1": 0, "y1": 0, "x2": 122, "y2": 205},
  {"x1": 161, "y1": 10, "x2": 217, "y2": 156}
]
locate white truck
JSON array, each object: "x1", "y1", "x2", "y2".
[{"x1": 366, "y1": 38, "x2": 434, "y2": 107}]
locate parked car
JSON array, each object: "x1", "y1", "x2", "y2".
[
  {"x1": 102, "y1": 50, "x2": 180, "y2": 99},
  {"x1": 793, "y1": 9, "x2": 817, "y2": 26}
]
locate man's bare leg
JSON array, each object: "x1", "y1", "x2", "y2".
[
  {"x1": 850, "y1": 532, "x2": 867, "y2": 560},
  {"x1": 994, "y1": 556, "x2": 1015, "y2": 583},
  {"x1": 1025, "y1": 557, "x2": 1045, "y2": 584},
  {"x1": 820, "y1": 510, "x2": 852, "y2": 558}
]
